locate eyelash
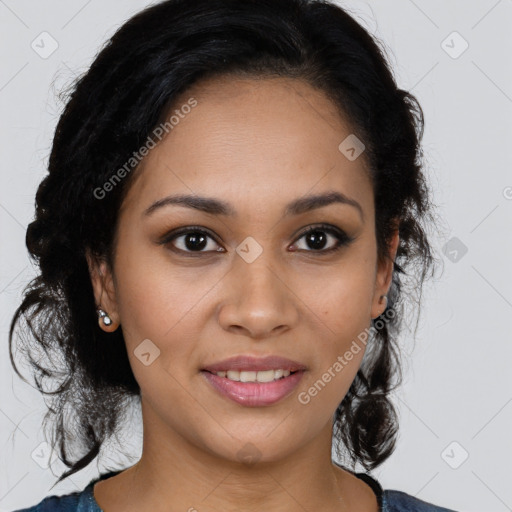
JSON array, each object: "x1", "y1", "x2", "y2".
[{"x1": 158, "y1": 223, "x2": 354, "y2": 257}]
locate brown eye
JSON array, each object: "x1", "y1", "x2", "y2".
[
  {"x1": 160, "y1": 227, "x2": 225, "y2": 255},
  {"x1": 291, "y1": 224, "x2": 354, "y2": 254}
]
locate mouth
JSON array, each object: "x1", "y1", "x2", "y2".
[
  {"x1": 201, "y1": 354, "x2": 307, "y2": 374},
  {"x1": 203, "y1": 368, "x2": 300, "y2": 383},
  {"x1": 200, "y1": 355, "x2": 306, "y2": 407}
]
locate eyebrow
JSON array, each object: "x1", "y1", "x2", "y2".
[{"x1": 142, "y1": 190, "x2": 364, "y2": 221}]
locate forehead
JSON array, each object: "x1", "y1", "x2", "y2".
[{"x1": 121, "y1": 76, "x2": 373, "y2": 219}]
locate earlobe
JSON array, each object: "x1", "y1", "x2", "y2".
[
  {"x1": 371, "y1": 226, "x2": 399, "y2": 319},
  {"x1": 371, "y1": 294, "x2": 388, "y2": 320},
  {"x1": 85, "y1": 249, "x2": 120, "y2": 331}
]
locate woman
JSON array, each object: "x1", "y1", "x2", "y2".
[{"x1": 9, "y1": 0, "x2": 456, "y2": 510}]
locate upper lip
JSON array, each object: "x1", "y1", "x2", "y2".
[{"x1": 202, "y1": 355, "x2": 307, "y2": 373}]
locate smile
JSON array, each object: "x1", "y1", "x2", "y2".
[
  {"x1": 213, "y1": 369, "x2": 293, "y2": 382},
  {"x1": 201, "y1": 369, "x2": 305, "y2": 407}
]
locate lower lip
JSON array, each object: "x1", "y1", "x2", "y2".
[{"x1": 201, "y1": 370, "x2": 305, "y2": 407}]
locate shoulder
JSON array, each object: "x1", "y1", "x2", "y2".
[
  {"x1": 350, "y1": 469, "x2": 458, "y2": 512},
  {"x1": 383, "y1": 489, "x2": 458, "y2": 512},
  {"x1": 10, "y1": 483, "x2": 98, "y2": 512}
]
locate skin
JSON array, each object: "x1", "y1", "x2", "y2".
[{"x1": 86, "y1": 75, "x2": 399, "y2": 512}]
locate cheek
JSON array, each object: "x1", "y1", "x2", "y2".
[
  {"x1": 318, "y1": 291, "x2": 372, "y2": 393},
  {"x1": 291, "y1": 255, "x2": 375, "y2": 404},
  {"x1": 291, "y1": 258, "x2": 375, "y2": 336},
  {"x1": 112, "y1": 241, "x2": 222, "y2": 386},
  {"x1": 295, "y1": 347, "x2": 364, "y2": 432},
  {"x1": 114, "y1": 235, "x2": 221, "y2": 338}
]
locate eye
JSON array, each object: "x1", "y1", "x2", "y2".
[
  {"x1": 160, "y1": 226, "x2": 225, "y2": 255},
  {"x1": 291, "y1": 224, "x2": 354, "y2": 254},
  {"x1": 159, "y1": 223, "x2": 354, "y2": 257}
]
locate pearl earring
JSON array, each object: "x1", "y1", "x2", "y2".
[{"x1": 97, "y1": 308, "x2": 113, "y2": 327}]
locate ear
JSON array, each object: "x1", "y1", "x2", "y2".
[
  {"x1": 371, "y1": 222, "x2": 400, "y2": 320},
  {"x1": 85, "y1": 248, "x2": 120, "y2": 331}
]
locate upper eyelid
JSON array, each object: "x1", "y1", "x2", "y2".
[{"x1": 163, "y1": 224, "x2": 348, "y2": 250}]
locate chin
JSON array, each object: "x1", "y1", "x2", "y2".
[{"x1": 196, "y1": 425, "x2": 306, "y2": 466}]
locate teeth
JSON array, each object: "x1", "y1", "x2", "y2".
[
  {"x1": 217, "y1": 369, "x2": 292, "y2": 382},
  {"x1": 256, "y1": 370, "x2": 275, "y2": 383},
  {"x1": 274, "y1": 369, "x2": 284, "y2": 379},
  {"x1": 226, "y1": 370, "x2": 240, "y2": 381}
]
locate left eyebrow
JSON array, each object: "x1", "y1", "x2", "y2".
[
  {"x1": 283, "y1": 191, "x2": 364, "y2": 222},
  {"x1": 142, "y1": 190, "x2": 364, "y2": 222}
]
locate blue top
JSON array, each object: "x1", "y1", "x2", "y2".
[{"x1": 11, "y1": 469, "x2": 458, "y2": 512}]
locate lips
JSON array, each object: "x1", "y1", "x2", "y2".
[
  {"x1": 201, "y1": 355, "x2": 308, "y2": 406},
  {"x1": 201, "y1": 367, "x2": 305, "y2": 406},
  {"x1": 202, "y1": 355, "x2": 307, "y2": 373}
]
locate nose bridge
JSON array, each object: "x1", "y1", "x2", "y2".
[
  {"x1": 217, "y1": 240, "x2": 299, "y2": 337},
  {"x1": 235, "y1": 239, "x2": 284, "y2": 306}
]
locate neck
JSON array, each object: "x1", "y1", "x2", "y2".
[{"x1": 107, "y1": 404, "x2": 360, "y2": 512}]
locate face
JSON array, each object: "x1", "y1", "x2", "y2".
[{"x1": 87, "y1": 76, "x2": 398, "y2": 464}]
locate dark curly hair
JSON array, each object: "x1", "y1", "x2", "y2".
[{"x1": 9, "y1": 0, "x2": 439, "y2": 485}]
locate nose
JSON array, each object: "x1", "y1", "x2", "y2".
[{"x1": 217, "y1": 253, "x2": 300, "y2": 339}]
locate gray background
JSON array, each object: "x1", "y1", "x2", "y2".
[{"x1": 1, "y1": 1, "x2": 511, "y2": 511}]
